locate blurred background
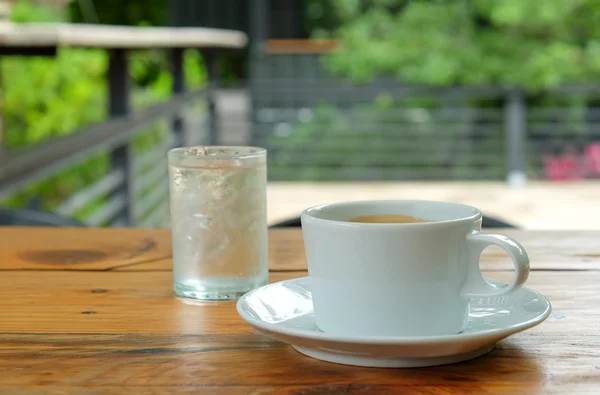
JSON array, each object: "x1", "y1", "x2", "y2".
[{"x1": 0, "y1": 0, "x2": 599, "y2": 229}]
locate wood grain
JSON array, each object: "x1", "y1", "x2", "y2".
[
  {"x1": 0, "y1": 227, "x2": 171, "y2": 271},
  {"x1": 0, "y1": 271, "x2": 301, "y2": 334},
  {"x1": 0, "y1": 270, "x2": 593, "y2": 333},
  {"x1": 0, "y1": 227, "x2": 598, "y2": 394},
  {"x1": 2, "y1": 228, "x2": 600, "y2": 272},
  {"x1": 0, "y1": 270, "x2": 598, "y2": 393}
]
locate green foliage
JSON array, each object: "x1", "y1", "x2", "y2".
[
  {"x1": 2, "y1": 1, "x2": 207, "y2": 220},
  {"x1": 313, "y1": 0, "x2": 600, "y2": 89},
  {"x1": 273, "y1": 0, "x2": 600, "y2": 183},
  {"x1": 3, "y1": 49, "x2": 107, "y2": 148},
  {"x1": 131, "y1": 48, "x2": 207, "y2": 157},
  {"x1": 11, "y1": 0, "x2": 60, "y2": 22},
  {"x1": 2, "y1": 2, "x2": 109, "y2": 210},
  {"x1": 67, "y1": 0, "x2": 166, "y2": 26}
]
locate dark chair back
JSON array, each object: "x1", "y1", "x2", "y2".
[
  {"x1": 0, "y1": 208, "x2": 85, "y2": 227},
  {"x1": 270, "y1": 215, "x2": 518, "y2": 229}
]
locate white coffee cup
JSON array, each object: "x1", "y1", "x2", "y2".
[{"x1": 301, "y1": 200, "x2": 530, "y2": 337}]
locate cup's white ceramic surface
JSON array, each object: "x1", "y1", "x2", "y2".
[{"x1": 300, "y1": 200, "x2": 530, "y2": 337}]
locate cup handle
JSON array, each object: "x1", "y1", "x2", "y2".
[{"x1": 463, "y1": 230, "x2": 530, "y2": 297}]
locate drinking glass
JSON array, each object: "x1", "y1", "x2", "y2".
[{"x1": 168, "y1": 146, "x2": 268, "y2": 300}]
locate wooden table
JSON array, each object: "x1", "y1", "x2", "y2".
[
  {"x1": 0, "y1": 22, "x2": 247, "y2": 49},
  {"x1": 0, "y1": 227, "x2": 598, "y2": 394}
]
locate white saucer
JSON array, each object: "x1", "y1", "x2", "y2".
[{"x1": 237, "y1": 277, "x2": 551, "y2": 368}]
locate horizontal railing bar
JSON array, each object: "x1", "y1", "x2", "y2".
[
  {"x1": 528, "y1": 124, "x2": 600, "y2": 132},
  {"x1": 268, "y1": 165, "x2": 506, "y2": 171},
  {"x1": 256, "y1": 116, "x2": 504, "y2": 124},
  {"x1": 255, "y1": 92, "x2": 506, "y2": 102},
  {"x1": 259, "y1": 130, "x2": 505, "y2": 138},
  {"x1": 253, "y1": 80, "x2": 600, "y2": 95},
  {"x1": 257, "y1": 111, "x2": 600, "y2": 123},
  {"x1": 86, "y1": 193, "x2": 127, "y2": 227},
  {"x1": 134, "y1": 160, "x2": 168, "y2": 195},
  {"x1": 268, "y1": 168, "x2": 505, "y2": 181},
  {"x1": 134, "y1": 148, "x2": 168, "y2": 173},
  {"x1": 528, "y1": 121, "x2": 595, "y2": 126},
  {"x1": 269, "y1": 158, "x2": 505, "y2": 166},
  {"x1": 256, "y1": 107, "x2": 503, "y2": 115},
  {"x1": 256, "y1": 118, "x2": 504, "y2": 124},
  {"x1": 0, "y1": 88, "x2": 207, "y2": 198},
  {"x1": 527, "y1": 138, "x2": 593, "y2": 145},
  {"x1": 265, "y1": 136, "x2": 506, "y2": 144},
  {"x1": 256, "y1": 98, "x2": 600, "y2": 110},
  {"x1": 134, "y1": 180, "x2": 168, "y2": 221},
  {"x1": 55, "y1": 169, "x2": 126, "y2": 217},
  {"x1": 255, "y1": 79, "x2": 507, "y2": 91},
  {"x1": 529, "y1": 107, "x2": 600, "y2": 114},
  {"x1": 256, "y1": 121, "x2": 505, "y2": 127},
  {"x1": 528, "y1": 118, "x2": 600, "y2": 124},
  {"x1": 257, "y1": 126, "x2": 505, "y2": 136},
  {"x1": 269, "y1": 142, "x2": 506, "y2": 151},
  {"x1": 0, "y1": 24, "x2": 248, "y2": 49}
]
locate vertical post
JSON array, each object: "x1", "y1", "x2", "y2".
[
  {"x1": 205, "y1": 49, "x2": 220, "y2": 145},
  {"x1": 504, "y1": 89, "x2": 527, "y2": 188},
  {"x1": 168, "y1": 0, "x2": 185, "y2": 26},
  {"x1": 108, "y1": 48, "x2": 135, "y2": 226},
  {"x1": 0, "y1": 1, "x2": 9, "y2": 152},
  {"x1": 0, "y1": 0, "x2": 12, "y2": 152},
  {"x1": 0, "y1": 56, "x2": 3, "y2": 153},
  {"x1": 170, "y1": 48, "x2": 185, "y2": 147},
  {"x1": 249, "y1": 0, "x2": 269, "y2": 146}
]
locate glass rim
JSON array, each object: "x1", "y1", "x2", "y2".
[{"x1": 168, "y1": 146, "x2": 267, "y2": 161}]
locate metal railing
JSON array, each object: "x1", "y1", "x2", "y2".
[
  {"x1": 249, "y1": 51, "x2": 600, "y2": 184},
  {"x1": 4, "y1": 35, "x2": 600, "y2": 229},
  {"x1": 0, "y1": 40, "x2": 243, "y2": 228}
]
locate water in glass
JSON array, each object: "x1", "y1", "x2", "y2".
[{"x1": 168, "y1": 146, "x2": 267, "y2": 300}]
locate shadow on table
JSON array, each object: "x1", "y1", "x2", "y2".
[
  {"x1": 252, "y1": 340, "x2": 545, "y2": 393},
  {"x1": 0, "y1": 208, "x2": 84, "y2": 227},
  {"x1": 416, "y1": 342, "x2": 545, "y2": 393},
  {"x1": 270, "y1": 215, "x2": 518, "y2": 229}
]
